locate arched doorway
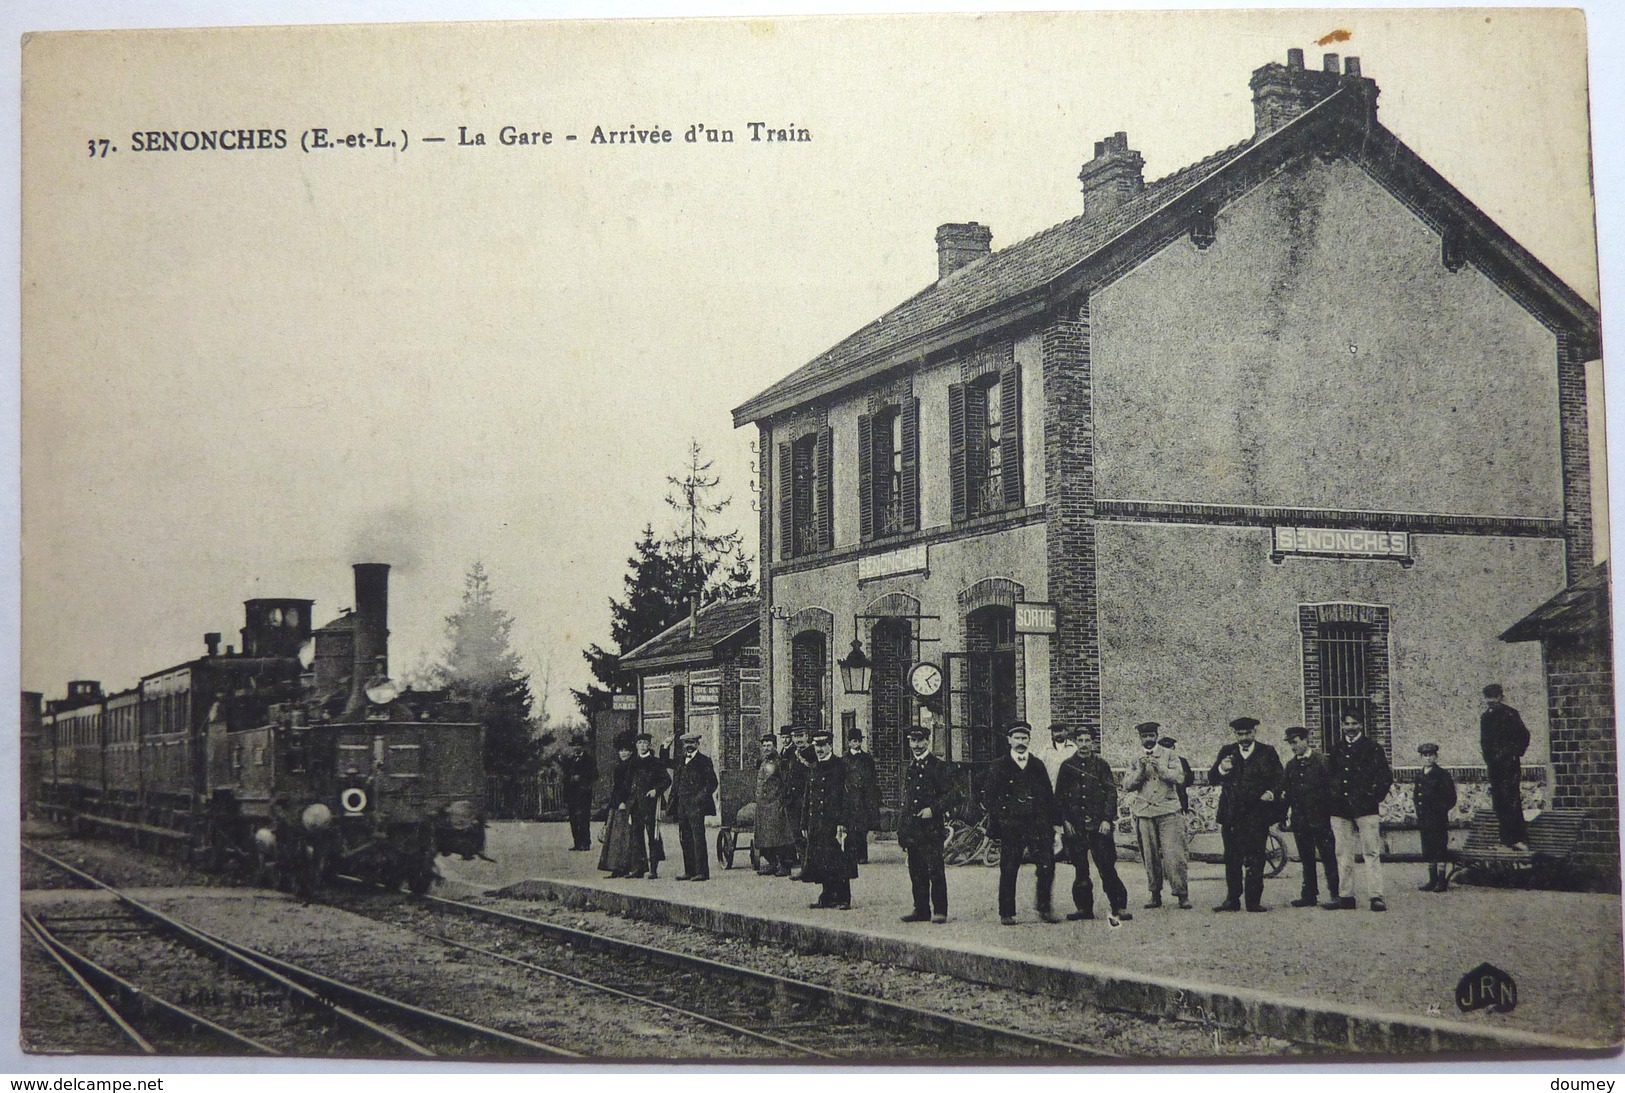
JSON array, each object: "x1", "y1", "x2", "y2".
[
  {"x1": 869, "y1": 616, "x2": 914, "y2": 808},
  {"x1": 966, "y1": 604, "x2": 1018, "y2": 763},
  {"x1": 790, "y1": 630, "x2": 829, "y2": 736}
]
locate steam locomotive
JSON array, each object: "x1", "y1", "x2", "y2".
[{"x1": 33, "y1": 563, "x2": 487, "y2": 895}]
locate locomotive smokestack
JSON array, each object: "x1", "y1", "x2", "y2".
[{"x1": 346, "y1": 563, "x2": 391, "y2": 715}]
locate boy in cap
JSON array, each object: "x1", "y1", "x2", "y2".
[
  {"x1": 844, "y1": 729, "x2": 882, "y2": 865},
  {"x1": 1125, "y1": 721, "x2": 1192, "y2": 909},
  {"x1": 801, "y1": 729, "x2": 857, "y2": 909},
  {"x1": 1209, "y1": 717, "x2": 1283, "y2": 912},
  {"x1": 1280, "y1": 726, "x2": 1338, "y2": 907},
  {"x1": 899, "y1": 725, "x2": 957, "y2": 923},
  {"x1": 1055, "y1": 724, "x2": 1131, "y2": 923},
  {"x1": 982, "y1": 722, "x2": 1061, "y2": 924},
  {"x1": 669, "y1": 731, "x2": 718, "y2": 881},
  {"x1": 1414, "y1": 743, "x2": 1458, "y2": 892}
]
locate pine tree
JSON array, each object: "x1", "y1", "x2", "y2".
[
  {"x1": 573, "y1": 441, "x2": 757, "y2": 716},
  {"x1": 435, "y1": 562, "x2": 537, "y2": 794}
]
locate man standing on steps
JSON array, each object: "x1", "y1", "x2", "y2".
[
  {"x1": 1480, "y1": 684, "x2": 1531, "y2": 851},
  {"x1": 982, "y1": 722, "x2": 1061, "y2": 926}
]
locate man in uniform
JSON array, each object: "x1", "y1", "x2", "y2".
[
  {"x1": 1125, "y1": 721, "x2": 1192, "y2": 910},
  {"x1": 1480, "y1": 684, "x2": 1531, "y2": 851},
  {"x1": 668, "y1": 731, "x2": 718, "y2": 881},
  {"x1": 898, "y1": 725, "x2": 957, "y2": 924},
  {"x1": 801, "y1": 729, "x2": 857, "y2": 909},
  {"x1": 781, "y1": 727, "x2": 815, "y2": 878},
  {"x1": 843, "y1": 729, "x2": 882, "y2": 865},
  {"x1": 627, "y1": 733, "x2": 672, "y2": 879},
  {"x1": 1279, "y1": 725, "x2": 1338, "y2": 908},
  {"x1": 1054, "y1": 724, "x2": 1131, "y2": 923},
  {"x1": 1209, "y1": 716, "x2": 1283, "y2": 913},
  {"x1": 558, "y1": 734, "x2": 598, "y2": 852},
  {"x1": 1324, "y1": 712, "x2": 1391, "y2": 912},
  {"x1": 982, "y1": 722, "x2": 1061, "y2": 925}
]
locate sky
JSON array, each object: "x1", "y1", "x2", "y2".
[{"x1": 14, "y1": 2, "x2": 1613, "y2": 725}]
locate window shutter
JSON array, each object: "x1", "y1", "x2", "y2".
[
  {"x1": 857, "y1": 412, "x2": 874, "y2": 542},
  {"x1": 777, "y1": 440, "x2": 793, "y2": 560},
  {"x1": 815, "y1": 426, "x2": 833, "y2": 551},
  {"x1": 1001, "y1": 364, "x2": 1023, "y2": 509},
  {"x1": 965, "y1": 385, "x2": 987, "y2": 509},
  {"x1": 948, "y1": 383, "x2": 967, "y2": 522},
  {"x1": 901, "y1": 397, "x2": 919, "y2": 531}
]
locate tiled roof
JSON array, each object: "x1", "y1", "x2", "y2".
[
  {"x1": 620, "y1": 597, "x2": 761, "y2": 669},
  {"x1": 1500, "y1": 562, "x2": 1611, "y2": 643},
  {"x1": 733, "y1": 135, "x2": 1255, "y2": 424}
]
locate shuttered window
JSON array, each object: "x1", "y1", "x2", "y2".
[
  {"x1": 781, "y1": 427, "x2": 834, "y2": 558},
  {"x1": 857, "y1": 398, "x2": 920, "y2": 541},
  {"x1": 949, "y1": 366, "x2": 1022, "y2": 521}
]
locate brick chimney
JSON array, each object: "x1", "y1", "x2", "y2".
[
  {"x1": 936, "y1": 222, "x2": 992, "y2": 279},
  {"x1": 1077, "y1": 132, "x2": 1144, "y2": 217},
  {"x1": 1250, "y1": 49, "x2": 1378, "y2": 136}
]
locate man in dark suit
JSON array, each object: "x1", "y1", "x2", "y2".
[
  {"x1": 1480, "y1": 684, "x2": 1531, "y2": 851},
  {"x1": 668, "y1": 731, "x2": 718, "y2": 881},
  {"x1": 781, "y1": 727, "x2": 814, "y2": 877},
  {"x1": 558, "y1": 734, "x2": 598, "y2": 851},
  {"x1": 801, "y1": 729, "x2": 857, "y2": 909},
  {"x1": 1055, "y1": 724, "x2": 1131, "y2": 924},
  {"x1": 843, "y1": 730, "x2": 882, "y2": 865},
  {"x1": 626, "y1": 733, "x2": 672, "y2": 879},
  {"x1": 1279, "y1": 725, "x2": 1338, "y2": 907},
  {"x1": 898, "y1": 725, "x2": 957, "y2": 924},
  {"x1": 982, "y1": 722, "x2": 1061, "y2": 925},
  {"x1": 1209, "y1": 716, "x2": 1283, "y2": 913}
]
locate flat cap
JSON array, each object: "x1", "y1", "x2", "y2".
[
  {"x1": 1229, "y1": 717, "x2": 1261, "y2": 732},
  {"x1": 680, "y1": 732, "x2": 702, "y2": 743},
  {"x1": 1135, "y1": 721, "x2": 1162, "y2": 735},
  {"x1": 633, "y1": 732, "x2": 653, "y2": 743},
  {"x1": 1283, "y1": 725, "x2": 1309, "y2": 741},
  {"x1": 1417, "y1": 742, "x2": 1440, "y2": 756}
]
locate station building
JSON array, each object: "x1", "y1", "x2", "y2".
[{"x1": 732, "y1": 53, "x2": 1602, "y2": 815}]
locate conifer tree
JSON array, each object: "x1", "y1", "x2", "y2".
[{"x1": 435, "y1": 562, "x2": 537, "y2": 794}]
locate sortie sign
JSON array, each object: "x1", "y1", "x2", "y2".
[{"x1": 1015, "y1": 602, "x2": 1058, "y2": 635}]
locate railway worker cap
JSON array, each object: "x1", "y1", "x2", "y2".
[
  {"x1": 1006, "y1": 722, "x2": 1033, "y2": 740},
  {"x1": 1135, "y1": 721, "x2": 1161, "y2": 737},
  {"x1": 810, "y1": 729, "x2": 834, "y2": 744},
  {"x1": 1483, "y1": 683, "x2": 1504, "y2": 699},
  {"x1": 905, "y1": 725, "x2": 931, "y2": 741},
  {"x1": 759, "y1": 731, "x2": 778, "y2": 744},
  {"x1": 1417, "y1": 742, "x2": 1440, "y2": 756},
  {"x1": 1229, "y1": 717, "x2": 1261, "y2": 733},
  {"x1": 1283, "y1": 726, "x2": 1310, "y2": 742}
]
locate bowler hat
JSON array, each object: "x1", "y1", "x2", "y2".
[{"x1": 846, "y1": 729, "x2": 864, "y2": 742}]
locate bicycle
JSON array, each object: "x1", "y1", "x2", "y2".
[{"x1": 942, "y1": 806, "x2": 1001, "y2": 868}]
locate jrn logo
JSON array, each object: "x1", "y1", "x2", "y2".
[{"x1": 1456, "y1": 962, "x2": 1517, "y2": 1014}]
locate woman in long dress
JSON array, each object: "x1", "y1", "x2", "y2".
[{"x1": 598, "y1": 737, "x2": 639, "y2": 876}]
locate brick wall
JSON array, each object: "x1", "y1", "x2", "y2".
[
  {"x1": 1042, "y1": 307, "x2": 1100, "y2": 735},
  {"x1": 1555, "y1": 333, "x2": 1594, "y2": 581},
  {"x1": 1543, "y1": 632, "x2": 1619, "y2": 885}
]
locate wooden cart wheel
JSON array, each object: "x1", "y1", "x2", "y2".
[{"x1": 716, "y1": 829, "x2": 735, "y2": 869}]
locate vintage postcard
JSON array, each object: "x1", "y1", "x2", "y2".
[{"x1": 15, "y1": 5, "x2": 1621, "y2": 1068}]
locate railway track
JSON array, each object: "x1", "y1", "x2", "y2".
[
  {"x1": 329, "y1": 884, "x2": 1123, "y2": 1061},
  {"x1": 22, "y1": 843, "x2": 580, "y2": 1060}
]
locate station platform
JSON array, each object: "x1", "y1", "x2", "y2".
[{"x1": 437, "y1": 820, "x2": 1622, "y2": 1055}]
